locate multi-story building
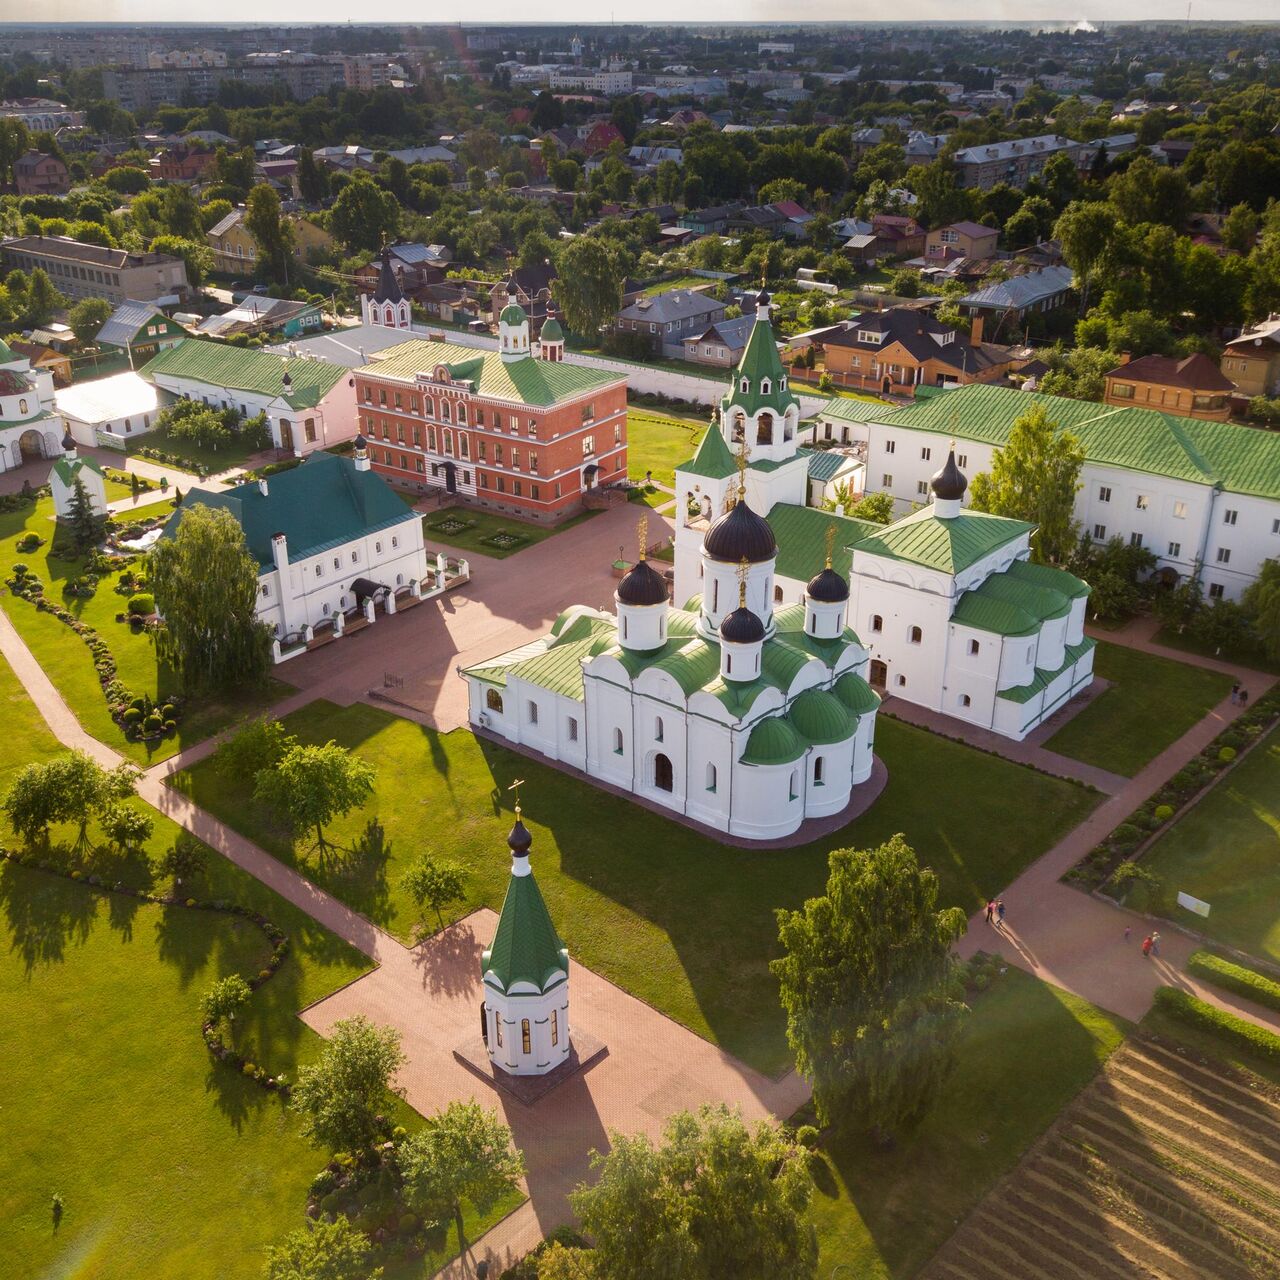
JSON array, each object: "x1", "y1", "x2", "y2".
[
  {"x1": 951, "y1": 135, "x2": 1083, "y2": 191},
  {"x1": 924, "y1": 221, "x2": 1000, "y2": 262},
  {"x1": 351, "y1": 304, "x2": 627, "y2": 524},
  {"x1": 0, "y1": 236, "x2": 189, "y2": 305},
  {"x1": 1103, "y1": 353, "x2": 1236, "y2": 422},
  {"x1": 13, "y1": 151, "x2": 70, "y2": 196},
  {"x1": 614, "y1": 288, "x2": 726, "y2": 360},
  {"x1": 147, "y1": 48, "x2": 227, "y2": 68},
  {"x1": 0, "y1": 98, "x2": 84, "y2": 132},
  {"x1": 548, "y1": 68, "x2": 633, "y2": 95},
  {"x1": 101, "y1": 58, "x2": 343, "y2": 112},
  {"x1": 1220, "y1": 317, "x2": 1280, "y2": 400}
]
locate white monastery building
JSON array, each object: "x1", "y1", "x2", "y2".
[{"x1": 0, "y1": 337, "x2": 63, "y2": 470}]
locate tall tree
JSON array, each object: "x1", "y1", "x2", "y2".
[
  {"x1": 149, "y1": 234, "x2": 213, "y2": 288},
  {"x1": 551, "y1": 236, "x2": 623, "y2": 339},
  {"x1": 3, "y1": 751, "x2": 138, "y2": 847},
  {"x1": 161, "y1": 182, "x2": 203, "y2": 240},
  {"x1": 290, "y1": 1015, "x2": 405, "y2": 1153},
  {"x1": 1243, "y1": 559, "x2": 1280, "y2": 662},
  {"x1": 772, "y1": 835, "x2": 968, "y2": 1139},
  {"x1": 253, "y1": 741, "x2": 375, "y2": 854},
  {"x1": 328, "y1": 173, "x2": 400, "y2": 254},
  {"x1": 399, "y1": 1101, "x2": 524, "y2": 1244},
  {"x1": 148, "y1": 504, "x2": 272, "y2": 694},
  {"x1": 66, "y1": 477, "x2": 105, "y2": 551},
  {"x1": 68, "y1": 297, "x2": 113, "y2": 345},
  {"x1": 22, "y1": 267, "x2": 63, "y2": 328},
  {"x1": 399, "y1": 854, "x2": 466, "y2": 933},
  {"x1": 1053, "y1": 200, "x2": 1120, "y2": 312},
  {"x1": 571, "y1": 1105, "x2": 817, "y2": 1280},
  {"x1": 969, "y1": 403, "x2": 1085, "y2": 564},
  {"x1": 295, "y1": 148, "x2": 329, "y2": 205},
  {"x1": 263, "y1": 1219, "x2": 381, "y2": 1280},
  {"x1": 245, "y1": 183, "x2": 295, "y2": 285}
]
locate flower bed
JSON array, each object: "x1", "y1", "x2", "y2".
[
  {"x1": 427, "y1": 515, "x2": 473, "y2": 537},
  {"x1": 1065, "y1": 685, "x2": 1280, "y2": 891},
  {"x1": 479, "y1": 530, "x2": 527, "y2": 551}
]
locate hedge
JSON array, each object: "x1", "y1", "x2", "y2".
[
  {"x1": 1187, "y1": 950, "x2": 1280, "y2": 1015},
  {"x1": 1153, "y1": 986, "x2": 1280, "y2": 1063}
]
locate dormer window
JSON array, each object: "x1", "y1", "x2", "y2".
[
  {"x1": 740, "y1": 377, "x2": 749, "y2": 393},
  {"x1": 780, "y1": 376, "x2": 786, "y2": 390},
  {"x1": 856, "y1": 329, "x2": 884, "y2": 344},
  {"x1": 761, "y1": 377, "x2": 771, "y2": 395}
]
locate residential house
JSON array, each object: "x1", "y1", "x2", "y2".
[
  {"x1": 1104, "y1": 353, "x2": 1236, "y2": 422},
  {"x1": 681, "y1": 313, "x2": 755, "y2": 367},
  {"x1": 579, "y1": 121, "x2": 625, "y2": 155},
  {"x1": 312, "y1": 144, "x2": 377, "y2": 173},
  {"x1": 196, "y1": 295, "x2": 324, "y2": 341},
  {"x1": 869, "y1": 213, "x2": 925, "y2": 259},
  {"x1": 13, "y1": 151, "x2": 71, "y2": 196},
  {"x1": 55, "y1": 371, "x2": 160, "y2": 448},
  {"x1": 489, "y1": 262, "x2": 558, "y2": 334},
  {"x1": 677, "y1": 204, "x2": 745, "y2": 236},
  {"x1": 141, "y1": 338, "x2": 356, "y2": 455},
  {"x1": 857, "y1": 382, "x2": 1280, "y2": 602},
  {"x1": 820, "y1": 308, "x2": 1016, "y2": 394},
  {"x1": 149, "y1": 146, "x2": 215, "y2": 182},
  {"x1": 0, "y1": 236, "x2": 189, "y2": 305},
  {"x1": 925, "y1": 222, "x2": 999, "y2": 263},
  {"x1": 354, "y1": 242, "x2": 453, "y2": 301},
  {"x1": 951, "y1": 135, "x2": 1082, "y2": 191},
  {"x1": 8, "y1": 340, "x2": 71, "y2": 386},
  {"x1": 956, "y1": 266, "x2": 1075, "y2": 335},
  {"x1": 1075, "y1": 133, "x2": 1138, "y2": 174},
  {"x1": 1221, "y1": 317, "x2": 1280, "y2": 400},
  {"x1": 95, "y1": 300, "x2": 188, "y2": 367},
  {"x1": 841, "y1": 233, "x2": 888, "y2": 266},
  {"x1": 725, "y1": 200, "x2": 813, "y2": 240},
  {"x1": 206, "y1": 209, "x2": 335, "y2": 276},
  {"x1": 615, "y1": 288, "x2": 726, "y2": 360}
]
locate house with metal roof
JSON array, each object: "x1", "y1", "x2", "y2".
[
  {"x1": 56, "y1": 371, "x2": 159, "y2": 449},
  {"x1": 681, "y1": 313, "x2": 754, "y2": 367},
  {"x1": 957, "y1": 265, "x2": 1075, "y2": 332},
  {"x1": 95, "y1": 300, "x2": 187, "y2": 367},
  {"x1": 615, "y1": 287, "x2": 726, "y2": 360}
]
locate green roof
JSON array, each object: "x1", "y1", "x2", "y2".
[
  {"x1": 1006, "y1": 558, "x2": 1090, "y2": 599},
  {"x1": 766, "y1": 504, "x2": 881, "y2": 582},
  {"x1": 140, "y1": 338, "x2": 346, "y2": 411},
  {"x1": 834, "y1": 671, "x2": 880, "y2": 716},
  {"x1": 881, "y1": 383, "x2": 1280, "y2": 502},
  {"x1": 816, "y1": 395, "x2": 886, "y2": 424},
  {"x1": 720, "y1": 315, "x2": 800, "y2": 419},
  {"x1": 357, "y1": 337, "x2": 621, "y2": 408},
  {"x1": 854, "y1": 506, "x2": 1033, "y2": 575},
  {"x1": 483, "y1": 859, "x2": 568, "y2": 994},
  {"x1": 740, "y1": 716, "x2": 807, "y2": 766},
  {"x1": 788, "y1": 688, "x2": 855, "y2": 745},
  {"x1": 165, "y1": 451, "x2": 418, "y2": 571},
  {"x1": 500, "y1": 302, "x2": 527, "y2": 325},
  {"x1": 680, "y1": 423, "x2": 738, "y2": 480},
  {"x1": 539, "y1": 317, "x2": 563, "y2": 340},
  {"x1": 802, "y1": 448, "x2": 853, "y2": 483},
  {"x1": 51, "y1": 454, "x2": 104, "y2": 486},
  {"x1": 0, "y1": 338, "x2": 15, "y2": 364},
  {"x1": 997, "y1": 638, "x2": 1096, "y2": 704}
]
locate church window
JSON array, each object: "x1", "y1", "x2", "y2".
[
  {"x1": 740, "y1": 377, "x2": 749, "y2": 393},
  {"x1": 333, "y1": 557, "x2": 340, "y2": 569},
  {"x1": 808, "y1": 612, "x2": 816, "y2": 635},
  {"x1": 895, "y1": 674, "x2": 907, "y2": 688},
  {"x1": 921, "y1": 446, "x2": 931, "y2": 461},
  {"x1": 885, "y1": 439, "x2": 896, "y2": 454},
  {"x1": 613, "y1": 728, "x2": 624, "y2": 755},
  {"x1": 774, "y1": 585, "x2": 784, "y2": 603},
  {"x1": 871, "y1": 615, "x2": 883, "y2": 633},
  {"x1": 712, "y1": 580, "x2": 718, "y2": 612},
  {"x1": 780, "y1": 375, "x2": 787, "y2": 390},
  {"x1": 706, "y1": 763, "x2": 717, "y2": 793},
  {"x1": 622, "y1": 616, "x2": 628, "y2": 640},
  {"x1": 375, "y1": 541, "x2": 382, "y2": 553},
  {"x1": 459, "y1": 435, "x2": 469, "y2": 459},
  {"x1": 18, "y1": 398, "x2": 27, "y2": 414},
  {"x1": 957, "y1": 454, "x2": 967, "y2": 468},
  {"x1": 726, "y1": 654, "x2": 732, "y2": 673},
  {"x1": 567, "y1": 717, "x2": 578, "y2": 742},
  {"x1": 655, "y1": 717, "x2": 664, "y2": 742},
  {"x1": 425, "y1": 398, "x2": 435, "y2": 418},
  {"x1": 521, "y1": 1019, "x2": 531, "y2": 1054},
  {"x1": 391, "y1": 536, "x2": 399, "y2": 549},
  {"x1": 495, "y1": 1019, "x2": 503, "y2": 1048},
  {"x1": 351, "y1": 551, "x2": 360, "y2": 563},
  {"x1": 260, "y1": 584, "x2": 270, "y2": 598},
  {"x1": 789, "y1": 770, "x2": 799, "y2": 801},
  {"x1": 457, "y1": 404, "x2": 467, "y2": 424},
  {"x1": 968, "y1": 639, "x2": 980, "y2": 656},
  {"x1": 305, "y1": 419, "x2": 317, "y2": 443},
  {"x1": 909, "y1": 626, "x2": 922, "y2": 644},
  {"x1": 814, "y1": 756, "x2": 825, "y2": 785},
  {"x1": 882, "y1": 474, "x2": 893, "y2": 487},
  {"x1": 527, "y1": 701, "x2": 539, "y2": 724},
  {"x1": 761, "y1": 378, "x2": 771, "y2": 395},
  {"x1": 551, "y1": 1009, "x2": 559, "y2": 1046},
  {"x1": 443, "y1": 433, "x2": 453, "y2": 455},
  {"x1": 315, "y1": 564, "x2": 324, "y2": 577},
  {"x1": 960, "y1": 694, "x2": 972, "y2": 708},
  {"x1": 917, "y1": 481, "x2": 930, "y2": 496},
  {"x1": 441, "y1": 401, "x2": 451, "y2": 423}
]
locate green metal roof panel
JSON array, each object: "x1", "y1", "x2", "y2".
[
  {"x1": 483, "y1": 866, "x2": 568, "y2": 994},
  {"x1": 817, "y1": 395, "x2": 886, "y2": 424},
  {"x1": 680, "y1": 423, "x2": 738, "y2": 480},
  {"x1": 834, "y1": 671, "x2": 880, "y2": 716},
  {"x1": 978, "y1": 573, "x2": 1071, "y2": 622},
  {"x1": 357, "y1": 338, "x2": 622, "y2": 407},
  {"x1": 52, "y1": 455, "x2": 104, "y2": 485},
  {"x1": 802, "y1": 448, "x2": 852, "y2": 483},
  {"x1": 951, "y1": 592, "x2": 1038, "y2": 638},
  {"x1": 140, "y1": 338, "x2": 346, "y2": 410},
  {"x1": 854, "y1": 507, "x2": 1032, "y2": 575},
  {"x1": 997, "y1": 637, "x2": 1096, "y2": 703},
  {"x1": 766, "y1": 504, "x2": 881, "y2": 582},
  {"x1": 788, "y1": 688, "x2": 855, "y2": 744},
  {"x1": 740, "y1": 715, "x2": 807, "y2": 765},
  {"x1": 720, "y1": 316, "x2": 800, "y2": 419},
  {"x1": 1006, "y1": 558, "x2": 1090, "y2": 599}
]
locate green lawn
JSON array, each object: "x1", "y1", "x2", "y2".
[
  {"x1": 1044, "y1": 640, "x2": 1232, "y2": 777},
  {"x1": 0, "y1": 652, "x2": 516, "y2": 1279},
  {"x1": 809, "y1": 966, "x2": 1127, "y2": 1278},
  {"x1": 1154, "y1": 625, "x2": 1280, "y2": 677},
  {"x1": 129, "y1": 432, "x2": 260, "y2": 476},
  {"x1": 1138, "y1": 726, "x2": 1280, "y2": 964},
  {"x1": 172, "y1": 705, "x2": 1097, "y2": 1074},
  {"x1": 108, "y1": 497, "x2": 177, "y2": 527},
  {"x1": 626, "y1": 408, "x2": 705, "y2": 488},
  {"x1": 421, "y1": 506, "x2": 599, "y2": 560},
  {"x1": 641, "y1": 274, "x2": 714, "y2": 297},
  {"x1": 0, "y1": 496, "x2": 290, "y2": 763}
]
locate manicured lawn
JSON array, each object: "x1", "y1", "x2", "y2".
[
  {"x1": 108, "y1": 497, "x2": 177, "y2": 527},
  {"x1": 1044, "y1": 640, "x2": 1232, "y2": 777},
  {"x1": 129, "y1": 432, "x2": 261, "y2": 476},
  {"x1": 0, "y1": 496, "x2": 291, "y2": 763},
  {"x1": 0, "y1": 653, "x2": 515, "y2": 1279},
  {"x1": 421, "y1": 506, "x2": 599, "y2": 560},
  {"x1": 626, "y1": 408, "x2": 705, "y2": 488},
  {"x1": 1138, "y1": 726, "x2": 1280, "y2": 964},
  {"x1": 1154, "y1": 624, "x2": 1280, "y2": 677},
  {"x1": 808, "y1": 967, "x2": 1127, "y2": 1278},
  {"x1": 172, "y1": 705, "x2": 1097, "y2": 1074}
]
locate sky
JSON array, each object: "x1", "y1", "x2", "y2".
[{"x1": 25, "y1": 4, "x2": 1280, "y2": 25}]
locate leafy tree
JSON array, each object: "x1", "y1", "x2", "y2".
[
  {"x1": 536, "y1": 1244, "x2": 598, "y2": 1280},
  {"x1": 161, "y1": 183, "x2": 203, "y2": 240},
  {"x1": 1108, "y1": 155, "x2": 1190, "y2": 229},
  {"x1": 1053, "y1": 201, "x2": 1120, "y2": 312},
  {"x1": 552, "y1": 236, "x2": 623, "y2": 339},
  {"x1": 246, "y1": 183, "x2": 295, "y2": 285},
  {"x1": 969, "y1": 403, "x2": 1084, "y2": 564},
  {"x1": 65, "y1": 477, "x2": 105, "y2": 552},
  {"x1": 101, "y1": 166, "x2": 150, "y2": 195},
  {"x1": 571, "y1": 1105, "x2": 816, "y2": 1280},
  {"x1": 149, "y1": 235, "x2": 213, "y2": 289},
  {"x1": 159, "y1": 831, "x2": 207, "y2": 887},
  {"x1": 22, "y1": 267, "x2": 63, "y2": 328},
  {"x1": 211, "y1": 146, "x2": 256, "y2": 199},
  {"x1": 518, "y1": 228, "x2": 556, "y2": 270},
  {"x1": 1243, "y1": 559, "x2": 1280, "y2": 662},
  {"x1": 68, "y1": 297, "x2": 113, "y2": 345},
  {"x1": 2, "y1": 751, "x2": 138, "y2": 847},
  {"x1": 328, "y1": 174, "x2": 400, "y2": 254},
  {"x1": 200, "y1": 198, "x2": 234, "y2": 232},
  {"x1": 772, "y1": 835, "x2": 968, "y2": 1139},
  {"x1": 262, "y1": 1218, "x2": 381, "y2": 1280},
  {"x1": 290, "y1": 1015, "x2": 405, "y2": 1153},
  {"x1": 400, "y1": 1101, "x2": 524, "y2": 1243},
  {"x1": 98, "y1": 801, "x2": 153, "y2": 852},
  {"x1": 296, "y1": 148, "x2": 329, "y2": 205},
  {"x1": 214, "y1": 715, "x2": 297, "y2": 783},
  {"x1": 399, "y1": 854, "x2": 466, "y2": 931},
  {"x1": 253, "y1": 741, "x2": 375, "y2": 854},
  {"x1": 1038, "y1": 344, "x2": 1115, "y2": 401},
  {"x1": 1220, "y1": 202, "x2": 1259, "y2": 254},
  {"x1": 201, "y1": 974, "x2": 251, "y2": 1034},
  {"x1": 849, "y1": 490, "x2": 896, "y2": 524},
  {"x1": 149, "y1": 504, "x2": 273, "y2": 694},
  {"x1": 910, "y1": 156, "x2": 971, "y2": 230}
]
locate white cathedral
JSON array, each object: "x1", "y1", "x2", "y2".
[{"x1": 463, "y1": 290, "x2": 1095, "y2": 840}]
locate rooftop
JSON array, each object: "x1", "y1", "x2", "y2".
[
  {"x1": 853, "y1": 505, "x2": 1034, "y2": 575},
  {"x1": 140, "y1": 339, "x2": 346, "y2": 411},
  {"x1": 1107, "y1": 352, "x2": 1236, "y2": 393}
]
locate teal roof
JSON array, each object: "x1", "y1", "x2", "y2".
[
  {"x1": 881, "y1": 383, "x2": 1280, "y2": 502},
  {"x1": 720, "y1": 315, "x2": 800, "y2": 419},
  {"x1": 788, "y1": 688, "x2": 855, "y2": 745},
  {"x1": 854, "y1": 506, "x2": 1033, "y2": 575},
  {"x1": 165, "y1": 451, "x2": 417, "y2": 571},
  {"x1": 766, "y1": 504, "x2": 882, "y2": 582},
  {"x1": 997, "y1": 638, "x2": 1096, "y2": 704},
  {"x1": 483, "y1": 858, "x2": 568, "y2": 994},
  {"x1": 539, "y1": 316, "x2": 563, "y2": 340},
  {"x1": 802, "y1": 448, "x2": 853, "y2": 483},
  {"x1": 680, "y1": 423, "x2": 738, "y2": 480},
  {"x1": 140, "y1": 338, "x2": 346, "y2": 411},
  {"x1": 741, "y1": 716, "x2": 807, "y2": 765},
  {"x1": 357, "y1": 337, "x2": 621, "y2": 408},
  {"x1": 834, "y1": 671, "x2": 880, "y2": 716}
]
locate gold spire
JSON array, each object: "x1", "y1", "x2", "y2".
[
  {"x1": 824, "y1": 522, "x2": 836, "y2": 570},
  {"x1": 735, "y1": 436, "x2": 748, "y2": 502},
  {"x1": 507, "y1": 778, "x2": 525, "y2": 819},
  {"x1": 737, "y1": 555, "x2": 749, "y2": 609},
  {"x1": 636, "y1": 513, "x2": 648, "y2": 562}
]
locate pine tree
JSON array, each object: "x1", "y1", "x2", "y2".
[{"x1": 66, "y1": 477, "x2": 104, "y2": 552}]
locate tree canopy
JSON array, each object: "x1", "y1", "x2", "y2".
[{"x1": 253, "y1": 741, "x2": 376, "y2": 854}]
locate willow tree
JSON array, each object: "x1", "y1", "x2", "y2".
[
  {"x1": 772, "y1": 835, "x2": 968, "y2": 1140},
  {"x1": 149, "y1": 504, "x2": 272, "y2": 693},
  {"x1": 552, "y1": 236, "x2": 624, "y2": 339}
]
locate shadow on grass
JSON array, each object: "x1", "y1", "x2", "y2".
[{"x1": 0, "y1": 857, "x2": 98, "y2": 971}]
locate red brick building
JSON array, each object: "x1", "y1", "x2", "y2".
[{"x1": 353, "y1": 307, "x2": 627, "y2": 524}]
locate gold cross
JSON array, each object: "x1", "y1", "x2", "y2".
[
  {"x1": 735, "y1": 436, "x2": 749, "y2": 502},
  {"x1": 825, "y1": 522, "x2": 836, "y2": 570},
  {"x1": 737, "y1": 555, "x2": 749, "y2": 609},
  {"x1": 507, "y1": 778, "x2": 525, "y2": 816},
  {"x1": 637, "y1": 513, "x2": 648, "y2": 562}
]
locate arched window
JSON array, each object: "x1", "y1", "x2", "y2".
[
  {"x1": 441, "y1": 400, "x2": 451, "y2": 422},
  {"x1": 496, "y1": 1019, "x2": 503, "y2": 1048},
  {"x1": 756, "y1": 412, "x2": 773, "y2": 446},
  {"x1": 18, "y1": 398, "x2": 27, "y2": 414},
  {"x1": 712, "y1": 579, "x2": 718, "y2": 612},
  {"x1": 622, "y1": 615, "x2": 628, "y2": 640},
  {"x1": 814, "y1": 756, "x2": 825, "y2": 785},
  {"x1": 613, "y1": 727, "x2": 624, "y2": 754},
  {"x1": 895, "y1": 673, "x2": 907, "y2": 688},
  {"x1": 457, "y1": 403, "x2": 467, "y2": 424},
  {"x1": 486, "y1": 688, "x2": 503, "y2": 713},
  {"x1": 761, "y1": 377, "x2": 771, "y2": 395},
  {"x1": 909, "y1": 625, "x2": 923, "y2": 644},
  {"x1": 551, "y1": 1009, "x2": 559, "y2": 1046},
  {"x1": 706, "y1": 762, "x2": 717, "y2": 792},
  {"x1": 424, "y1": 397, "x2": 435, "y2": 418},
  {"x1": 384, "y1": 304, "x2": 394, "y2": 324},
  {"x1": 521, "y1": 1018, "x2": 531, "y2": 1054},
  {"x1": 789, "y1": 770, "x2": 799, "y2": 801},
  {"x1": 740, "y1": 377, "x2": 749, "y2": 393},
  {"x1": 871, "y1": 614, "x2": 883, "y2": 633},
  {"x1": 653, "y1": 753, "x2": 673, "y2": 792},
  {"x1": 655, "y1": 716, "x2": 664, "y2": 742},
  {"x1": 959, "y1": 694, "x2": 972, "y2": 708},
  {"x1": 774, "y1": 585, "x2": 783, "y2": 603}
]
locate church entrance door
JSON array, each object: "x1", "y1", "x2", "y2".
[
  {"x1": 444, "y1": 461, "x2": 458, "y2": 494},
  {"x1": 869, "y1": 659, "x2": 887, "y2": 688},
  {"x1": 279, "y1": 419, "x2": 294, "y2": 451},
  {"x1": 653, "y1": 753, "x2": 673, "y2": 793},
  {"x1": 18, "y1": 429, "x2": 45, "y2": 461}
]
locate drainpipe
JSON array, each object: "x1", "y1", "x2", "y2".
[{"x1": 1193, "y1": 484, "x2": 1221, "y2": 588}]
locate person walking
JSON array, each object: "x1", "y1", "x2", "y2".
[
  {"x1": 985, "y1": 899, "x2": 995, "y2": 926},
  {"x1": 1241, "y1": 689, "x2": 1249, "y2": 707},
  {"x1": 1142, "y1": 935, "x2": 1153, "y2": 957},
  {"x1": 1231, "y1": 681, "x2": 1241, "y2": 705},
  {"x1": 1124, "y1": 925, "x2": 1132, "y2": 943},
  {"x1": 1151, "y1": 930, "x2": 1161, "y2": 957},
  {"x1": 996, "y1": 900, "x2": 1006, "y2": 930}
]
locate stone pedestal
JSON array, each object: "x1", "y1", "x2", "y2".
[{"x1": 452, "y1": 1029, "x2": 607, "y2": 1106}]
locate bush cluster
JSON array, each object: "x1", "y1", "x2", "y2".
[
  {"x1": 1186, "y1": 950, "x2": 1280, "y2": 1014},
  {"x1": 1153, "y1": 986, "x2": 1280, "y2": 1063}
]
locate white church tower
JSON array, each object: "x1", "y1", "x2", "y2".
[
  {"x1": 498, "y1": 289, "x2": 532, "y2": 363},
  {"x1": 361, "y1": 246, "x2": 412, "y2": 330},
  {"x1": 481, "y1": 795, "x2": 571, "y2": 1077},
  {"x1": 50, "y1": 428, "x2": 107, "y2": 521}
]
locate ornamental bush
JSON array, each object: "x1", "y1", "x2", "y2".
[
  {"x1": 1154, "y1": 986, "x2": 1280, "y2": 1062},
  {"x1": 795, "y1": 1124, "x2": 819, "y2": 1150},
  {"x1": 1186, "y1": 950, "x2": 1280, "y2": 1013},
  {"x1": 126, "y1": 593, "x2": 155, "y2": 616},
  {"x1": 1154, "y1": 804, "x2": 1174, "y2": 822},
  {"x1": 1218, "y1": 746, "x2": 1237, "y2": 763},
  {"x1": 16, "y1": 533, "x2": 40, "y2": 552}
]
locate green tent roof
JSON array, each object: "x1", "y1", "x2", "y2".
[
  {"x1": 834, "y1": 671, "x2": 880, "y2": 716},
  {"x1": 51, "y1": 454, "x2": 104, "y2": 486},
  {"x1": 720, "y1": 315, "x2": 800, "y2": 419},
  {"x1": 500, "y1": 302, "x2": 527, "y2": 325},
  {"x1": 854, "y1": 506, "x2": 1033, "y2": 575},
  {"x1": 680, "y1": 423, "x2": 738, "y2": 480},
  {"x1": 741, "y1": 715, "x2": 807, "y2": 766},
  {"x1": 483, "y1": 855, "x2": 568, "y2": 995},
  {"x1": 788, "y1": 688, "x2": 855, "y2": 745}
]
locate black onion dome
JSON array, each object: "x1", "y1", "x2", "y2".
[
  {"x1": 720, "y1": 606, "x2": 765, "y2": 644},
  {"x1": 61, "y1": 429, "x2": 76, "y2": 451},
  {"x1": 806, "y1": 566, "x2": 849, "y2": 603},
  {"x1": 756, "y1": 287, "x2": 771, "y2": 307},
  {"x1": 355, "y1": 432, "x2": 368, "y2": 449},
  {"x1": 616, "y1": 557, "x2": 668, "y2": 606},
  {"x1": 704, "y1": 498, "x2": 777, "y2": 564},
  {"x1": 930, "y1": 448, "x2": 968, "y2": 501},
  {"x1": 507, "y1": 816, "x2": 532, "y2": 856}
]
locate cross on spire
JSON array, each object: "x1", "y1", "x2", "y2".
[
  {"x1": 825, "y1": 522, "x2": 836, "y2": 570},
  {"x1": 507, "y1": 778, "x2": 526, "y2": 818},
  {"x1": 636, "y1": 513, "x2": 648, "y2": 563},
  {"x1": 737, "y1": 555, "x2": 749, "y2": 609},
  {"x1": 735, "y1": 436, "x2": 749, "y2": 502}
]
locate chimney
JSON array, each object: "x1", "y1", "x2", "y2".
[
  {"x1": 969, "y1": 315, "x2": 984, "y2": 347},
  {"x1": 258, "y1": 478, "x2": 269, "y2": 497},
  {"x1": 1118, "y1": 351, "x2": 1131, "y2": 365},
  {"x1": 271, "y1": 532, "x2": 288, "y2": 572}
]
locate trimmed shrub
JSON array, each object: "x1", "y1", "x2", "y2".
[
  {"x1": 1218, "y1": 746, "x2": 1237, "y2": 763},
  {"x1": 126, "y1": 593, "x2": 155, "y2": 616},
  {"x1": 123, "y1": 707, "x2": 143, "y2": 726},
  {"x1": 1153, "y1": 986, "x2": 1280, "y2": 1062},
  {"x1": 795, "y1": 1124, "x2": 819, "y2": 1150},
  {"x1": 1154, "y1": 804, "x2": 1174, "y2": 822},
  {"x1": 16, "y1": 533, "x2": 41, "y2": 552},
  {"x1": 1187, "y1": 950, "x2": 1280, "y2": 1014}
]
